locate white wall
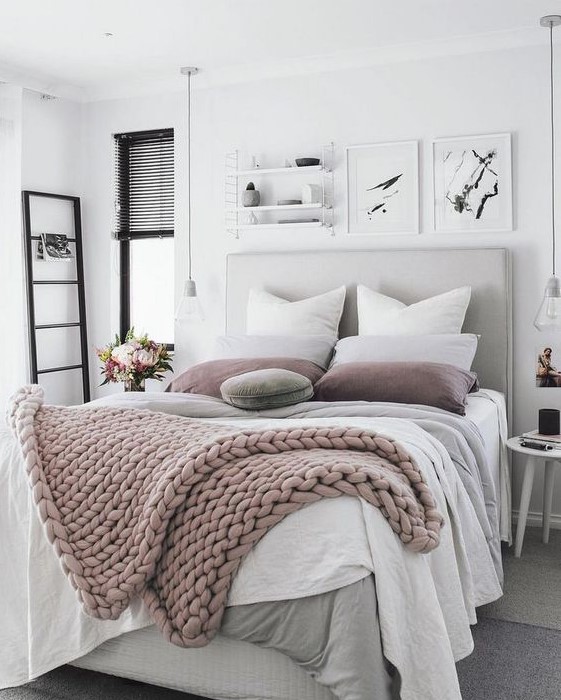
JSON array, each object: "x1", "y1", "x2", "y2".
[
  {"x1": 20, "y1": 91, "x2": 86, "y2": 404},
  {"x1": 22, "y1": 91, "x2": 83, "y2": 193},
  {"x1": 81, "y1": 42, "x2": 561, "y2": 519},
  {"x1": 82, "y1": 90, "x2": 188, "y2": 393}
]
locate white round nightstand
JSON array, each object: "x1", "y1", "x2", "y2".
[{"x1": 507, "y1": 436, "x2": 561, "y2": 557}]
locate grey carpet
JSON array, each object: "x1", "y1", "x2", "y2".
[
  {"x1": 0, "y1": 665, "x2": 203, "y2": 699},
  {"x1": 479, "y1": 527, "x2": 561, "y2": 630},
  {"x1": 458, "y1": 617, "x2": 561, "y2": 700}
]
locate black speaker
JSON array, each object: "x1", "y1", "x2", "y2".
[{"x1": 539, "y1": 408, "x2": 560, "y2": 435}]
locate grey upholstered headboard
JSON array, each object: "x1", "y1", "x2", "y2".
[{"x1": 225, "y1": 249, "x2": 511, "y2": 396}]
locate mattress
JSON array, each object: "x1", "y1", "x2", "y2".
[
  {"x1": 465, "y1": 392, "x2": 502, "y2": 496},
  {"x1": 464, "y1": 389, "x2": 510, "y2": 544}
]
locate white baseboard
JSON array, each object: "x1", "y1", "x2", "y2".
[{"x1": 512, "y1": 509, "x2": 561, "y2": 530}]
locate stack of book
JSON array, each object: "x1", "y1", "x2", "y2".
[{"x1": 522, "y1": 431, "x2": 561, "y2": 449}]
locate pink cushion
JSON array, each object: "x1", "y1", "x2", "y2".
[
  {"x1": 166, "y1": 358, "x2": 325, "y2": 398},
  {"x1": 313, "y1": 361, "x2": 478, "y2": 415}
]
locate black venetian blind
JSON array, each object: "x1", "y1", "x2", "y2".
[{"x1": 114, "y1": 128, "x2": 174, "y2": 240}]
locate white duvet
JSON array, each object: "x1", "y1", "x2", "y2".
[{"x1": 0, "y1": 392, "x2": 506, "y2": 700}]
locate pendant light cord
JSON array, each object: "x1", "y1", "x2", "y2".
[
  {"x1": 551, "y1": 23, "x2": 557, "y2": 277},
  {"x1": 187, "y1": 69, "x2": 192, "y2": 282}
]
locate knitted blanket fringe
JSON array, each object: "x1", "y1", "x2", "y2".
[{"x1": 9, "y1": 385, "x2": 443, "y2": 648}]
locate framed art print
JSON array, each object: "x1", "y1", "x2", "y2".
[
  {"x1": 536, "y1": 345, "x2": 561, "y2": 388},
  {"x1": 432, "y1": 133, "x2": 512, "y2": 233},
  {"x1": 346, "y1": 140, "x2": 419, "y2": 235}
]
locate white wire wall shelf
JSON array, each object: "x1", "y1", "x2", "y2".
[
  {"x1": 225, "y1": 144, "x2": 334, "y2": 238},
  {"x1": 230, "y1": 221, "x2": 325, "y2": 231},
  {"x1": 234, "y1": 164, "x2": 325, "y2": 176},
  {"x1": 226, "y1": 203, "x2": 324, "y2": 213}
]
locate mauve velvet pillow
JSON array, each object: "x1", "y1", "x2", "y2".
[
  {"x1": 313, "y1": 361, "x2": 479, "y2": 415},
  {"x1": 166, "y1": 358, "x2": 325, "y2": 398}
]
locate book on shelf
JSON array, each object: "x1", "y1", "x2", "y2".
[{"x1": 522, "y1": 430, "x2": 561, "y2": 444}]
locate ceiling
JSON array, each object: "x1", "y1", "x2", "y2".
[{"x1": 0, "y1": 0, "x2": 556, "y2": 101}]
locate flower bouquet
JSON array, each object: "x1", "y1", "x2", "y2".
[{"x1": 96, "y1": 329, "x2": 173, "y2": 391}]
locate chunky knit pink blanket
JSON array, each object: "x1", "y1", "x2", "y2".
[{"x1": 10, "y1": 386, "x2": 442, "y2": 648}]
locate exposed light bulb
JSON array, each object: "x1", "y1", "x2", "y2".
[
  {"x1": 534, "y1": 276, "x2": 561, "y2": 330},
  {"x1": 175, "y1": 280, "x2": 204, "y2": 321}
]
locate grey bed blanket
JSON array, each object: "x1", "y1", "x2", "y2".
[
  {"x1": 89, "y1": 393, "x2": 502, "y2": 583},
  {"x1": 222, "y1": 575, "x2": 398, "y2": 700}
]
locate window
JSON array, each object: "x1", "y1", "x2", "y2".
[{"x1": 114, "y1": 128, "x2": 175, "y2": 347}]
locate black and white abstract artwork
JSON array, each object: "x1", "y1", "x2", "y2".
[
  {"x1": 346, "y1": 141, "x2": 418, "y2": 235},
  {"x1": 433, "y1": 133, "x2": 512, "y2": 232}
]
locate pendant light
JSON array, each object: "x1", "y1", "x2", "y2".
[
  {"x1": 175, "y1": 66, "x2": 204, "y2": 321},
  {"x1": 535, "y1": 16, "x2": 561, "y2": 330}
]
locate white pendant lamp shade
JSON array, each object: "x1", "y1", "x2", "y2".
[
  {"x1": 175, "y1": 66, "x2": 203, "y2": 323},
  {"x1": 536, "y1": 15, "x2": 561, "y2": 330},
  {"x1": 175, "y1": 279, "x2": 204, "y2": 320}
]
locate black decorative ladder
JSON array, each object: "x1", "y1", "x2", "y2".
[{"x1": 22, "y1": 191, "x2": 90, "y2": 403}]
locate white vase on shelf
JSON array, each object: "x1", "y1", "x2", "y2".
[{"x1": 301, "y1": 183, "x2": 322, "y2": 204}]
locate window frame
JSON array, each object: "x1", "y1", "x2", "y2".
[{"x1": 114, "y1": 128, "x2": 175, "y2": 349}]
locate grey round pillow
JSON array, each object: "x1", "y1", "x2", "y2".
[{"x1": 220, "y1": 368, "x2": 313, "y2": 409}]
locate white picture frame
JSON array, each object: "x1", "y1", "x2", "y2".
[
  {"x1": 432, "y1": 133, "x2": 512, "y2": 233},
  {"x1": 345, "y1": 140, "x2": 419, "y2": 235}
]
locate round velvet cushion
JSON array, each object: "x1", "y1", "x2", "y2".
[{"x1": 220, "y1": 368, "x2": 313, "y2": 409}]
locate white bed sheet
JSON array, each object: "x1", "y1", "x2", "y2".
[
  {"x1": 1, "y1": 390, "x2": 508, "y2": 700},
  {"x1": 464, "y1": 389, "x2": 511, "y2": 543},
  {"x1": 465, "y1": 394, "x2": 500, "y2": 496}
]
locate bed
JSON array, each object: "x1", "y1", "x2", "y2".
[{"x1": 0, "y1": 248, "x2": 511, "y2": 700}]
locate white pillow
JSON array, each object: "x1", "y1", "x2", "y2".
[
  {"x1": 330, "y1": 334, "x2": 478, "y2": 371},
  {"x1": 246, "y1": 287, "x2": 346, "y2": 338},
  {"x1": 357, "y1": 285, "x2": 471, "y2": 335},
  {"x1": 211, "y1": 335, "x2": 335, "y2": 369}
]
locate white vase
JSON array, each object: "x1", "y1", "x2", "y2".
[{"x1": 301, "y1": 184, "x2": 322, "y2": 204}]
